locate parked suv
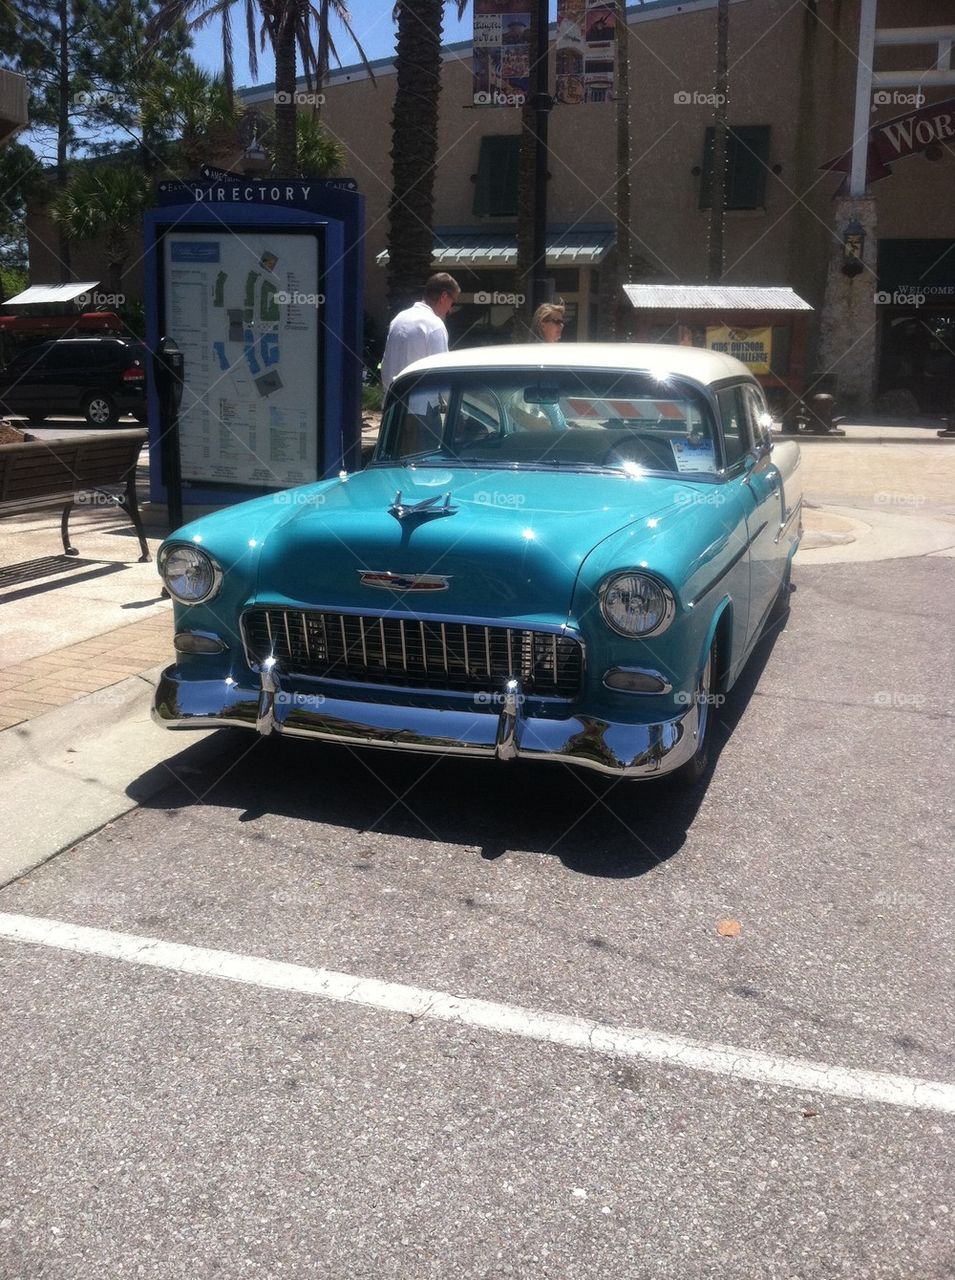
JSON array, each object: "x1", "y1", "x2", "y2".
[{"x1": 0, "y1": 337, "x2": 147, "y2": 427}]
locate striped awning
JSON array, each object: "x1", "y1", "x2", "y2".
[
  {"x1": 623, "y1": 284, "x2": 813, "y2": 311},
  {"x1": 376, "y1": 228, "x2": 615, "y2": 270}
]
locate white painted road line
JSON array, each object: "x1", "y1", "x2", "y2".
[{"x1": 2, "y1": 910, "x2": 954, "y2": 1116}]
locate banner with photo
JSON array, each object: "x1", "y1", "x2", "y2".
[
  {"x1": 555, "y1": 1, "x2": 616, "y2": 104},
  {"x1": 472, "y1": 0, "x2": 531, "y2": 106}
]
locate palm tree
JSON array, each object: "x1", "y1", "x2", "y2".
[
  {"x1": 140, "y1": 61, "x2": 243, "y2": 177},
  {"x1": 706, "y1": 0, "x2": 730, "y2": 283},
  {"x1": 152, "y1": 0, "x2": 373, "y2": 174},
  {"x1": 387, "y1": 0, "x2": 467, "y2": 313},
  {"x1": 50, "y1": 165, "x2": 148, "y2": 295},
  {"x1": 265, "y1": 111, "x2": 346, "y2": 176}
]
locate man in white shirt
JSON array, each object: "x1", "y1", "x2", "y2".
[{"x1": 380, "y1": 273, "x2": 461, "y2": 390}]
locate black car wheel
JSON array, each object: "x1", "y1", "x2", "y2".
[{"x1": 83, "y1": 392, "x2": 118, "y2": 428}]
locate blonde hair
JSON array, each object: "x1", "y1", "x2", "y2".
[{"x1": 531, "y1": 302, "x2": 566, "y2": 340}]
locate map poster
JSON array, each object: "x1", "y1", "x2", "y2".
[
  {"x1": 163, "y1": 230, "x2": 322, "y2": 489},
  {"x1": 556, "y1": 0, "x2": 616, "y2": 105},
  {"x1": 473, "y1": 0, "x2": 530, "y2": 106},
  {"x1": 705, "y1": 326, "x2": 773, "y2": 376}
]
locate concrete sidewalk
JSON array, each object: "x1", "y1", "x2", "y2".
[{"x1": 0, "y1": 425, "x2": 953, "y2": 882}]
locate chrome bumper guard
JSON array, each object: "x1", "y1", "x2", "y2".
[{"x1": 152, "y1": 665, "x2": 701, "y2": 779}]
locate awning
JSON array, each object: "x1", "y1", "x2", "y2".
[
  {"x1": 3, "y1": 282, "x2": 101, "y2": 307},
  {"x1": 623, "y1": 284, "x2": 813, "y2": 311},
  {"x1": 376, "y1": 228, "x2": 615, "y2": 270}
]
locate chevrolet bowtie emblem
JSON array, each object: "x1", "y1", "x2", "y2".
[{"x1": 358, "y1": 571, "x2": 451, "y2": 591}]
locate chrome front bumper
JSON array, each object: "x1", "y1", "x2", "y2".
[{"x1": 151, "y1": 665, "x2": 701, "y2": 779}]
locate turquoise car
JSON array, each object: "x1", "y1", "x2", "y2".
[{"x1": 153, "y1": 344, "x2": 802, "y2": 783}]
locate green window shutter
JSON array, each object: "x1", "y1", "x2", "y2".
[
  {"x1": 473, "y1": 135, "x2": 520, "y2": 217},
  {"x1": 699, "y1": 125, "x2": 771, "y2": 210}
]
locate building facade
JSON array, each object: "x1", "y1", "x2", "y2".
[{"x1": 26, "y1": 0, "x2": 954, "y2": 411}]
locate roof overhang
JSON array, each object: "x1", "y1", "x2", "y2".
[
  {"x1": 4, "y1": 282, "x2": 101, "y2": 307},
  {"x1": 377, "y1": 229, "x2": 615, "y2": 271},
  {"x1": 623, "y1": 284, "x2": 813, "y2": 311}
]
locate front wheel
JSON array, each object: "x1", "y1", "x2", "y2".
[
  {"x1": 672, "y1": 642, "x2": 716, "y2": 786},
  {"x1": 83, "y1": 392, "x2": 118, "y2": 428}
]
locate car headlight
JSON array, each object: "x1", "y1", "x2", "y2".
[
  {"x1": 599, "y1": 572, "x2": 675, "y2": 637},
  {"x1": 159, "y1": 543, "x2": 222, "y2": 604}
]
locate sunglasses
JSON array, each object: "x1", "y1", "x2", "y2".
[{"x1": 543, "y1": 317, "x2": 565, "y2": 326}]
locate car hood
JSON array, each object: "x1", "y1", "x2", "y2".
[{"x1": 253, "y1": 465, "x2": 690, "y2": 621}]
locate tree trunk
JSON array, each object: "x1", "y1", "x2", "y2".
[
  {"x1": 315, "y1": 0, "x2": 330, "y2": 119},
  {"x1": 706, "y1": 0, "x2": 730, "y2": 283},
  {"x1": 613, "y1": 0, "x2": 632, "y2": 338},
  {"x1": 514, "y1": 2, "x2": 544, "y2": 339},
  {"x1": 273, "y1": 7, "x2": 299, "y2": 175},
  {"x1": 57, "y1": 0, "x2": 72, "y2": 281},
  {"x1": 387, "y1": 0, "x2": 444, "y2": 314}
]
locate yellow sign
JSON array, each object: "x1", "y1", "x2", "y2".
[{"x1": 705, "y1": 326, "x2": 773, "y2": 375}]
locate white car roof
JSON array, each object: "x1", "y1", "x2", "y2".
[{"x1": 399, "y1": 342, "x2": 756, "y2": 387}]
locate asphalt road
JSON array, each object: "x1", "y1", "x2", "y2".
[{"x1": 1, "y1": 555, "x2": 953, "y2": 1279}]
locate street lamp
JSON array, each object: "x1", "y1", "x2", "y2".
[{"x1": 842, "y1": 218, "x2": 866, "y2": 277}]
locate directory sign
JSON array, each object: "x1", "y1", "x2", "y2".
[{"x1": 163, "y1": 229, "x2": 322, "y2": 489}]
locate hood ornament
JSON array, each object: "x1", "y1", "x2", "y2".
[{"x1": 389, "y1": 489, "x2": 457, "y2": 521}]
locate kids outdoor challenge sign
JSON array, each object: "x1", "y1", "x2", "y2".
[{"x1": 145, "y1": 175, "x2": 364, "y2": 506}]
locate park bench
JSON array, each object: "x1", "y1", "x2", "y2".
[{"x1": 0, "y1": 428, "x2": 150, "y2": 562}]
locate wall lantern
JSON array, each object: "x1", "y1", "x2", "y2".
[{"x1": 842, "y1": 219, "x2": 865, "y2": 277}]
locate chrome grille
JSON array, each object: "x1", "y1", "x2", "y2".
[{"x1": 243, "y1": 609, "x2": 582, "y2": 698}]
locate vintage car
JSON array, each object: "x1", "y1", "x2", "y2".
[{"x1": 153, "y1": 344, "x2": 801, "y2": 783}]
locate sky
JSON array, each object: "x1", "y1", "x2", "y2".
[{"x1": 189, "y1": 2, "x2": 559, "y2": 92}]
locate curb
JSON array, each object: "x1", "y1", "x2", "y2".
[{"x1": 0, "y1": 667, "x2": 235, "y2": 888}]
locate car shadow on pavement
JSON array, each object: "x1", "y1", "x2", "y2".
[{"x1": 133, "y1": 619, "x2": 785, "y2": 881}]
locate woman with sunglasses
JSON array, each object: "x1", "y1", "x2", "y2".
[{"x1": 531, "y1": 302, "x2": 566, "y2": 342}]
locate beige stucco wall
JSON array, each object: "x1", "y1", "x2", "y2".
[{"x1": 25, "y1": 0, "x2": 954, "y2": 378}]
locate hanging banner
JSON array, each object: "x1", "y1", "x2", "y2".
[
  {"x1": 555, "y1": 1, "x2": 616, "y2": 104},
  {"x1": 705, "y1": 326, "x2": 773, "y2": 375},
  {"x1": 472, "y1": 0, "x2": 530, "y2": 106}
]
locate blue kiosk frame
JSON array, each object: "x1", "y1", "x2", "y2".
[{"x1": 144, "y1": 177, "x2": 364, "y2": 511}]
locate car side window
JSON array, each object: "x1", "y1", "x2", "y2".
[
  {"x1": 741, "y1": 383, "x2": 771, "y2": 452},
  {"x1": 45, "y1": 345, "x2": 83, "y2": 371},
  {"x1": 716, "y1": 386, "x2": 748, "y2": 468}
]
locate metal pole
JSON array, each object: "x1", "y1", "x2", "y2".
[
  {"x1": 531, "y1": 0, "x2": 552, "y2": 311},
  {"x1": 850, "y1": 0, "x2": 877, "y2": 197}
]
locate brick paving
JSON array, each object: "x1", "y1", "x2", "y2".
[{"x1": 0, "y1": 612, "x2": 173, "y2": 732}]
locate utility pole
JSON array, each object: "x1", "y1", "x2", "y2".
[
  {"x1": 530, "y1": 0, "x2": 552, "y2": 311},
  {"x1": 614, "y1": 0, "x2": 632, "y2": 337},
  {"x1": 706, "y1": 0, "x2": 730, "y2": 283}
]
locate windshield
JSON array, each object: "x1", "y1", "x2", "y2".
[{"x1": 376, "y1": 369, "x2": 720, "y2": 476}]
